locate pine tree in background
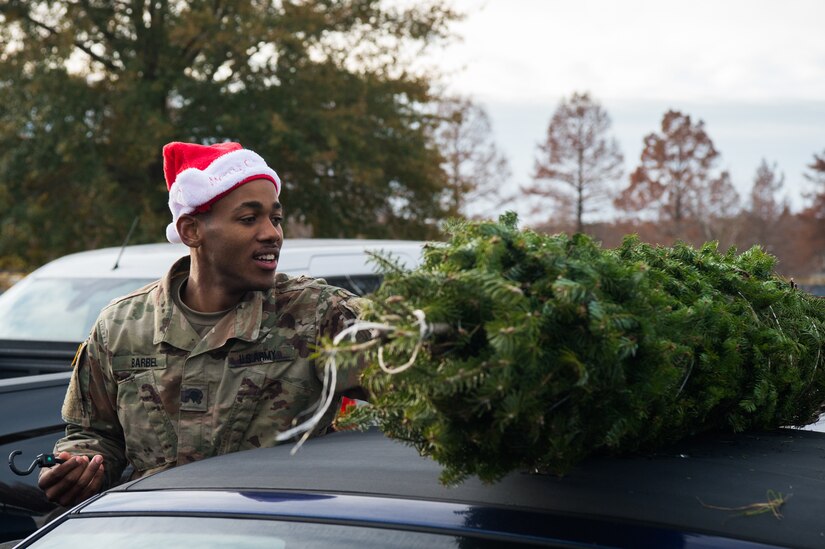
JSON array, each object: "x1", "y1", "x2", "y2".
[
  {"x1": 0, "y1": 0, "x2": 460, "y2": 268},
  {"x1": 332, "y1": 214, "x2": 825, "y2": 484}
]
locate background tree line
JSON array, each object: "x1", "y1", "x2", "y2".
[
  {"x1": 528, "y1": 92, "x2": 825, "y2": 282},
  {"x1": 0, "y1": 1, "x2": 822, "y2": 286},
  {"x1": 0, "y1": 0, "x2": 497, "y2": 270}
]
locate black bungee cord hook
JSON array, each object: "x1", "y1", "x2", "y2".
[{"x1": 8, "y1": 450, "x2": 65, "y2": 476}]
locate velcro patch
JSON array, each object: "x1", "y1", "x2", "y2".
[{"x1": 180, "y1": 384, "x2": 208, "y2": 412}]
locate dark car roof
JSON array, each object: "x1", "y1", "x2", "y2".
[{"x1": 116, "y1": 427, "x2": 825, "y2": 548}]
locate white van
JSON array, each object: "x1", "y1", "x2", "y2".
[{"x1": 0, "y1": 239, "x2": 424, "y2": 345}]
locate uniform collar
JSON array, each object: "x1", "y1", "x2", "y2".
[{"x1": 154, "y1": 256, "x2": 266, "y2": 353}]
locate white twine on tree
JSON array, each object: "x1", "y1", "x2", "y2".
[
  {"x1": 378, "y1": 309, "x2": 428, "y2": 374},
  {"x1": 275, "y1": 309, "x2": 429, "y2": 454}
]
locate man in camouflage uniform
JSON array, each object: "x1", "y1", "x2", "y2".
[{"x1": 39, "y1": 142, "x2": 365, "y2": 507}]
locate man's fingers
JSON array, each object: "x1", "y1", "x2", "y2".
[
  {"x1": 39, "y1": 454, "x2": 105, "y2": 508},
  {"x1": 77, "y1": 461, "x2": 105, "y2": 503},
  {"x1": 56, "y1": 455, "x2": 102, "y2": 508},
  {"x1": 38, "y1": 456, "x2": 83, "y2": 491},
  {"x1": 75, "y1": 455, "x2": 102, "y2": 487},
  {"x1": 52, "y1": 456, "x2": 91, "y2": 506},
  {"x1": 71, "y1": 455, "x2": 103, "y2": 502}
]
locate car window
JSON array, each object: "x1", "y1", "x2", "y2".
[
  {"x1": 0, "y1": 277, "x2": 153, "y2": 342},
  {"x1": 25, "y1": 516, "x2": 517, "y2": 548},
  {"x1": 323, "y1": 274, "x2": 382, "y2": 296}
]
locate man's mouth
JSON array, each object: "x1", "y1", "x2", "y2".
[{"x1": 253, "y1": 252, "x2": 279, "y2": 269}]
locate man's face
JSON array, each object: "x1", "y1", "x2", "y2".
[{"x1": 196, "y1": 178, "x2": 283, "y2": 293}]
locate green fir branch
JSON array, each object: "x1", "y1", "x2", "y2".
[{"x1": 321, "y1": 214, "x2": 825, "y2": 485}]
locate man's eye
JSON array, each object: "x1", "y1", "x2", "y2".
[
  {"x1": 271, "y1": 216, "x2": 283, "y2": 226},
  {"x1": 240, "y1": 216, "x2": 255, "y2": 224}
]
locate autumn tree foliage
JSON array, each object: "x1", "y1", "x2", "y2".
[
  {"x1": 433, "y1": 96, "x2": 512, "y2": 218},
  {"x1": 736, "y1": 160, "x2": 788, "y2": 255},
  {"x1": 749, "y1": 160, "x2": 787, "y2": 222},
  {"x1": 793, "y1": 149, "x2": 825, "y2": 277},
  {"x1": 0, "y1": 0, "x2": 460, "y2": 269},
  {"x1": 804, "y1": 150, "x2": 825, "y2": 216},
  {"x1": 615, "y1": 110, "x2": 740, "y2": 245},
  {"x1": 524, "y1": 92, "x2": 623, "y2": 234}
]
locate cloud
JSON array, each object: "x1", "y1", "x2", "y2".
[{"x1": 439, "y1": 0, "x2": 825, "y2": 102}]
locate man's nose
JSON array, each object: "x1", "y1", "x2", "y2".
[{"x1": 259, "y1": 219, "x2": 282, "y2": 243}]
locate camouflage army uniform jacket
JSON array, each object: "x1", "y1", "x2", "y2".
[{"x1": 55, "y1": 256, "x2": 363, "y2": 488}]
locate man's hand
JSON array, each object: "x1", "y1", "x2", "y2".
[{"x1": 38, "y1": 452, "x2": 105, "y2": 508}]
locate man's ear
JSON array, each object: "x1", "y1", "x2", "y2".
[{"x1": 176, "y1": 214, "x2": 203, "y2": 248}]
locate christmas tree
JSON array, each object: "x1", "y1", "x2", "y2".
[{"x1": 329, "y1": 213, "x2": 825, "y2": 484}]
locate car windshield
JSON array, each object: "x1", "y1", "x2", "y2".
[
  {"x1": 0, "y1": 277, "x2": 153, "y2": 342},
  {"x1": 25, "y1": 516, "x2": 508, "y2": 548}
]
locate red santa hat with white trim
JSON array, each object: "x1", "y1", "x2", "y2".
[{"x1": 162, "y1": 141, "x2": 281, "y2": 243}]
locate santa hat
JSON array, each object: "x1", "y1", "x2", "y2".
[{"x1": 163, "y1": 141, "x2": 281, "y2": 243}]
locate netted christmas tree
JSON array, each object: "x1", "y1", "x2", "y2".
[{"x1": 327, "y1": 213, "x2": 825, "y2": 484}]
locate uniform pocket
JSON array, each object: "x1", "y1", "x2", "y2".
[
  {"x1": 216, "y1": 367, "x2": 267, "y2": 454},
  {"x1": 216, "y1": 348, "x2": 318, "y2": 453},
  {"x1": 116, "y1": 369, "x2": 177, "y2": 472}
]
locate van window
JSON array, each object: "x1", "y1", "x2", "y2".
[{"x1": 323, "y1": 275, "x2": 382, "y2": 296}]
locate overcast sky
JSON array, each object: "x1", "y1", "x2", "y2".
[{"x1": 429, "y1": 0, "x2": 825, "y2": 219}]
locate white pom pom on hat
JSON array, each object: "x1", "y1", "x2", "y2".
[{"x1": 162, "y1": 141, "x2": 281, "y2": 243}]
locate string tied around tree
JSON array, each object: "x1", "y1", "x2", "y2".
[{"x1": 275, "y1": 309, "x2": 432, "y2": 454}]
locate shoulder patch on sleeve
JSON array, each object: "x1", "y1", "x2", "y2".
[{"x1": 62, "y1": 342, "x2": 91, "y2": 426}]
